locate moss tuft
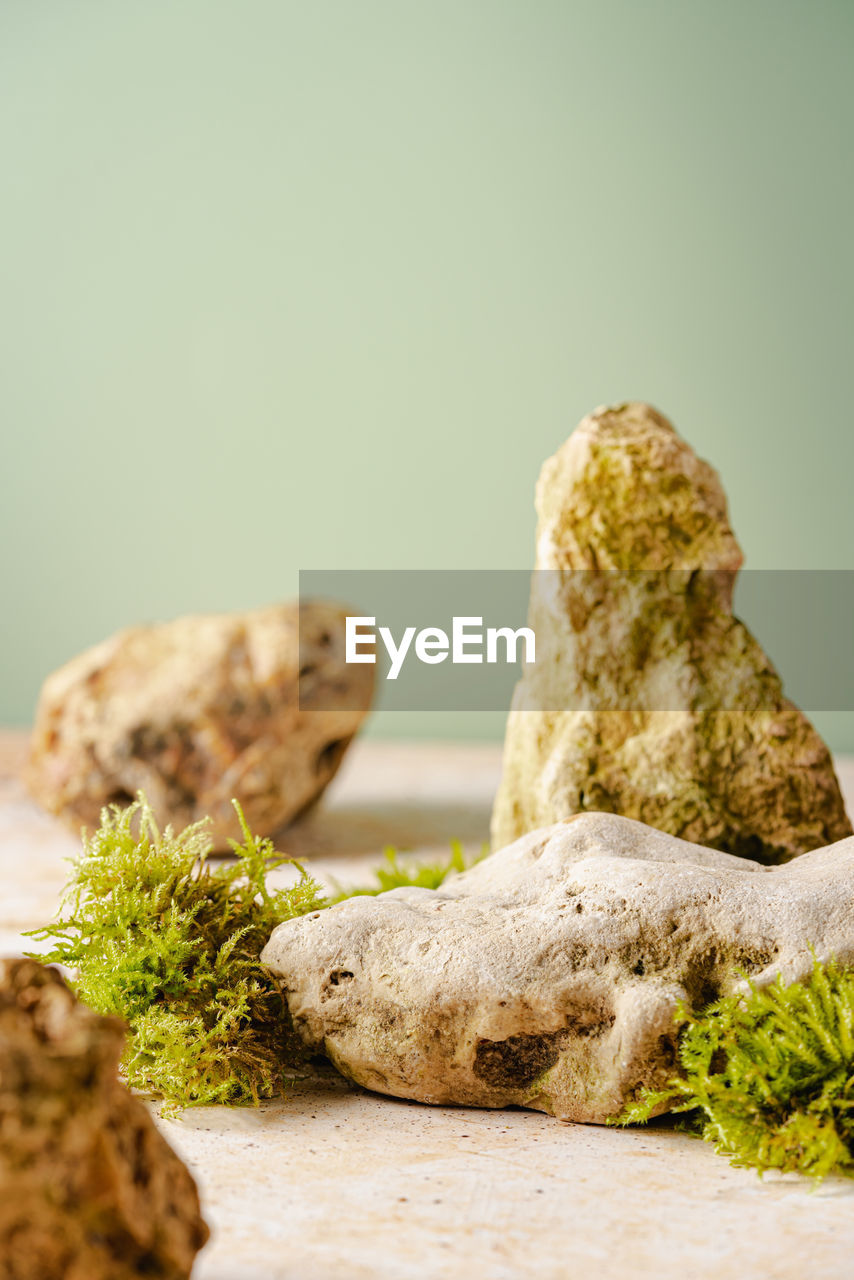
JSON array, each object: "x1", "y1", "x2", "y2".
[
  {"x1": 330, "y1": 840, "x2": 483, "y2": 901},
  {"x1": 613, "y1": 958, "x2": 854, "y2": 1180},
  {"x1": 27, "y1": 796, "x2": 480, "y2": 1112},
  {"x1": 28, "y1": 796, "x2": 326, "y2": 1111}
]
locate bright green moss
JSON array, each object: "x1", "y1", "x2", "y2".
[
  {"x1": 329, "y1": 839, "x2": 483, "y2": 901},
  {"x1": 614, "y1": 958, "x2": 854, "y2": 1180},
  {"x1": 28, "y1": 796, "x2": 326, "y2": 1111},
  {"x1": 28, "y1": 796, "x2": 477, "y2": 1112}
]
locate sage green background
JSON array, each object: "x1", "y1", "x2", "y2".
[{"x1": 2, "y1": 2, "x2": 853, "y2": 745}]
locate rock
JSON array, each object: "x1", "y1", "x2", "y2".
[
  {"x1": 491, "y1": 402, "x2": 850, "y2": 861},
  {"x1": 26, "y1": 601, "x2": 373, "y2": 847},
  {"x1": 261, "y1": 813, "x2": 854, "y2": 1124},
  {"x1": 0, "y1": 958, "x2": 208, "y2": 1279}
]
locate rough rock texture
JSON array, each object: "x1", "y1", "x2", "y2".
[
  {"x1": 0, "y1": 959, "x2": 208, "y2": 1280},
  {"x1": 262, "y1": 813, "x2": 854, "y2": 1124},
  {"x1": 27, "y1": 601, "x2": 373, "y2": 847},
  {"x1": 491, "y1": 402, "x2": 850, "y2": 861}
]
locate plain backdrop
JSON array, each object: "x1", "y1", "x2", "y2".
[{"x1": 2, "y1": 1, "x2": 853, "y2": 746}]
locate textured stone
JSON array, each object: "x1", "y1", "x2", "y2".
[
  {"x1": 26, "y1": 601, "x2": 373, "y2": 847},
  {"x1": 491, "y1": 402, "x2": 850, "y2": 861},
  {"x1": 262, "y1": 813, "x2": 854, "y2": 1124},
  {"x1": 0, "y1": 958, "x2": 208, "y2": 1280}
]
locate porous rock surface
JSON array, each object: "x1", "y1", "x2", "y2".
[
  {"x1": 262, "y1": 813, "x2": 854, "y2": 1124},
  {"x1": 27, "y1": 601, "x2": 373, "y2": 846},
  {"x1": 491, "y1": 402, "x2": 850, "y2": 861},
  {"x1": 0, "y1": 958, "x2": 208, "y2": 1280}
]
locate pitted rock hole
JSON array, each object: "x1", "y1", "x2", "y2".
[
  {"x1": 472, "y1": 1031, "x2": 567, "y2": 1089},
  {"x1": 316, "y1": 736, "x2": 353, "y2": 775}
]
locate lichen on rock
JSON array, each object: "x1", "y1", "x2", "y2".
[
  {"x1": 491, "y1": 402, "x2": 850, "y2": 861},
  {"x1": 26, "y1": 600, "x2": 373, "y2": 847},
  {"x1": 261, "y1": 813, "x2": 854, "y2": 1124},
  {"x1": 0, "y1": 958, "x2": 208, "y2": 1280}
]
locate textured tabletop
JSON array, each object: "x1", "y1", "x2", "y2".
[{"x1": 2, "y1": 731, "x2": 853, "y2": 1280}]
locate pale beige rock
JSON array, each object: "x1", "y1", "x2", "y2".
[
  {"x1": 262, "y1": 812, "x2": 854, "y2": 1124},
  {"x1": 492, "y1": 402, "x2": 850, "y2": 861},
  {"x1": 26, "y1": 601, "x2": 373, "y2": 847}
]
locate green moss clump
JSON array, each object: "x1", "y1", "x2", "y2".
[
  {"x1": 330, "y1": 839, "x2": 481, "y2": 901},
  {"x1": 615, "y1": 958, "x2": 854, "y2": 1180},
  {"x1": 27, "y1": 796, "x2": 480, "y2": 1112},
  {"x1": 28, "y1": 797, "x2": 325, "y2": 1111}
]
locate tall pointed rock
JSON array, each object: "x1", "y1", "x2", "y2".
[{"x1": 491, "y1": 403, "x2": 850, "y2": 862}]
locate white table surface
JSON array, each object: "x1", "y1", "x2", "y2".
[{"x1": 2, "y1": 731, "x2": 853, "y2": 1280}]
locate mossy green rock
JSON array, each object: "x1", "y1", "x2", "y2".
[{"x1": 491, "y1": 403, "x2": 851, "y2": 862}]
